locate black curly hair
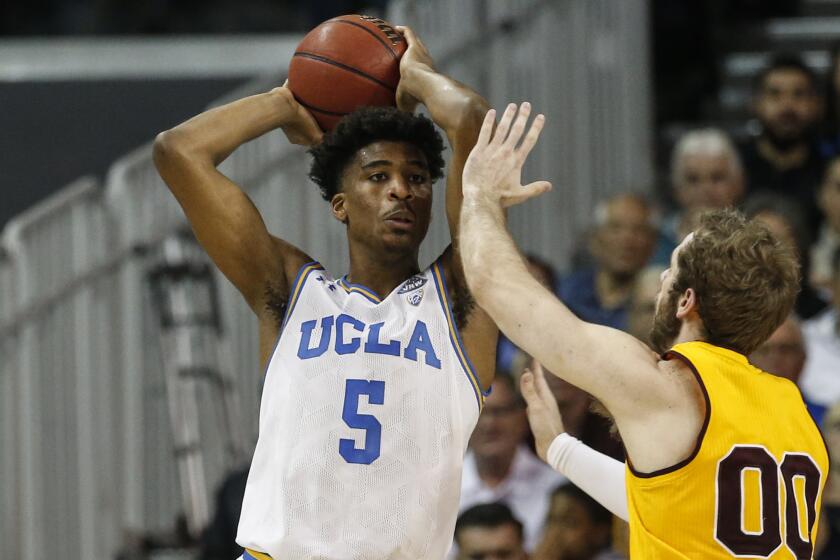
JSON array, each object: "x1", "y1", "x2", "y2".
[{"x1": 308, "y1": 106, "x2": 446, "y2": 201}]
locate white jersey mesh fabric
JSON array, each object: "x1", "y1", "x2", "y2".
[{"x1": 236, "y1": 260, "x2": 484, "y2": 559}]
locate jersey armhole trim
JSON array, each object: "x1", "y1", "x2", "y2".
[
  {"x1": 627, "y1": 349, "x2": 711, "y2": 479},
  {"x1": 244, "y1": 549, "x2": 272, "y2": 560},
  {"x1": 261, "y1": 261, "x2": 324, "y2": 378},
  {"x1": 280, "y1": 261, "x2": 324, "y2": 331},
  {"x1": 431, "y1": 258, "x2": 485, "y2": 410}
]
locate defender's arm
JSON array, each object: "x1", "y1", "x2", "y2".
[
  {"x1": 459, "y1": 104, "x2": 668, "y2": 421},
  {"x1": 520, "y1": 364, "x2": 628, "y2": 521}
]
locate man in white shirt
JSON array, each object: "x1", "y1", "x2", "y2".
[
  {"x1": 459, "y1": 373, "x2": 566, "y2": 551},
  {"x1": 800, "y1": 249, "x2": 840, "y2": 423}
]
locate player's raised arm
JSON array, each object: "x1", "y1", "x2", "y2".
[
  {"x1": 395, "y1": 26, "x2": 498, "y2": 388},
  {"x1": 459, "y1": 104, "x2": 669, "y2": 421},
  {"x1": 153, "y1": 86, "x2": 319, "y2": 318}
]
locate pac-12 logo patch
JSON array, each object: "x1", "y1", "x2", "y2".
[
  {"x1": 398, "y1": 275, "x2": 428, "y2": 294},
  {"x1": 406, "y1": 289, "x2": 424, "y2": 306}
]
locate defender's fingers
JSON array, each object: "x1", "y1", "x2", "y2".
[
  {"x1": 503, "y1": 102, "x2": 532, "y2": 149},
  {"x1": 520, "y1": 369, "x2": 539, "y2": 404},
  {"x1": 522, "y1": 181, "x2": 552, "y2": 199},
  {"x1": 492, "y1": 103, "x2": 518, "y2": 146},
  {"x1": 516, "y1": 113, "x2": 545, "y2": 162},
  {"x1": 504, "y1": 181, "x2": 552, "y2": 208},
  {"x1": 476, "y1": 109, "x2": 496, "y2": 147}
]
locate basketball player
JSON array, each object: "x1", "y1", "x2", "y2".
[
  {"x1": 458, "y1": 103, "x2": 828, "y2": 558},
  {"x1": 154, "y1": 27, "x2": 497, "y2": 559}
]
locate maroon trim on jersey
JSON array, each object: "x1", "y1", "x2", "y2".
[{"x1": 627, "y1": 349, "x2": 711, "y2": 479}]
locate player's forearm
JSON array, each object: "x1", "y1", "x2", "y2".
[
  {"x1": 154, "y1": 89, "x2": 290, "y2": 169},
  {"x1": 401, "y1": 65, "x2": 488, "y2": 136},
  {"x1": 460, "y1": 191, "x2": 515, "y2": 291},
  {"x1": 459, "y1": 191, "x2": 583, "y2": 366}
]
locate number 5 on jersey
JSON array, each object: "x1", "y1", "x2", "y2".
[{"x1": 340, "y1": 379, "x2": 385, "y2": 464}]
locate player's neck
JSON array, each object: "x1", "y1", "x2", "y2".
[
  {"x1": 346, "y1": 244, "x2": 421, "y2": 300},
  {"x1": 671, "y1": 318, "x2": 706, "y2": 349}
]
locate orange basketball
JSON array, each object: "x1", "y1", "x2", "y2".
[{"x1": 287, "y1": 14, "x2": 408, "y2": 131}]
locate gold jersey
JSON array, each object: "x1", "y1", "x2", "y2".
[{"x1": 626, "y1": 341, "x2": 829, "y2": 559}]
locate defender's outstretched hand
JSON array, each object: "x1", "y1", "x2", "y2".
[
  {"x1": 462, "y1": 103, "x2": 551, "y2": 207},
  {"x1": 521, "y1": 361, "x2": 565, "y2": 462}
]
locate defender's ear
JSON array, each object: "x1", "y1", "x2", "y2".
[
  {"x1": 675, "y1": 288, "x2": 698, "y2": 320},
  {"x1": 331, "y1": 193, "x2": 348, "y2": 224}
]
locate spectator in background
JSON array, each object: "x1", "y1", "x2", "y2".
[
  {"x1": 812, "y1": 155, "x2": 840, "y2": 291},
  {"x1": 559, "y1": 194, "x2": 656, "y2": 331},
  {"x1": 749, "y1": 315, "x2": 807, "y2": 385},
  {"x1": 460, "y1": 373, "x2": 566, "y2": 552},
  {"x1": 799, "y1": 249, "x2": 840, "y2": 425},
  {"x1": 626, "y1": 265, "x2": 668, "y2": 344},
  {"x1": 744, "y1": 192, "x2": 828, "y2": 319},
  {"x1": 654, "y1": 129, "x2": 745, "y2": 264},
  {"x1": 748, "y1": 315, "x2": 827, "y2": 424},
  {"x1": 821, "y1": 41, "x2": 840, "y2": 158},
  {"x1": 739, "y1": 54, "x2": 825, "y2": 230},
  {"x1": 815, "y1": 403, "x2": 840, "y2": 558},
  {"x1": 532, "y1": 483, "x2": 622, "y2": 560},
  {"x1": 454, "y1": 503, "x2": 527, "y2": 560}
]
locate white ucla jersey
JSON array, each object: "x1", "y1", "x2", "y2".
[{"x1": 236, "y1": 259, "x2": 485, "y2": 560}]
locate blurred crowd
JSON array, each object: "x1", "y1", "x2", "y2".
[{"x1": 187, "y1": 51, "x2": 840, "y2": 560}]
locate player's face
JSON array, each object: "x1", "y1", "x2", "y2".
[
  {"x1": 649, "y1": 235, "x2": 691, "y2": 353},
  {"x1": 336, "y1": 141, "x2": 433, "y2": 255}
]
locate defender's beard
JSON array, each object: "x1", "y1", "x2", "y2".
[{"x1": 649, "y1": 287, "x2": 682, "y2": 355}]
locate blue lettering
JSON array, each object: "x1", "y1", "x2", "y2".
[
  {"x1": 335, "y1": 313, "x2": 365, "y2": 355},
  {"x1": 297, "y1": 316, "x2": 334, "y2": 359},
  {"x1": 364, "y1": 322, "x2": 401, "y2": 356},
  {"x1": 403, "y1": 320, "x2": 441, "y2": 369}
]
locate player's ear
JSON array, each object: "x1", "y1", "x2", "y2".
[
  {"x1": 331, "y1": 192, "x2": 348, "y2": 224},
  {"x1": 675, "y1": 288, "x2": 697, "y2": 319}
]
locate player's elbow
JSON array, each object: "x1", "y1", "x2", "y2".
[
  {"x1": 437, "y1": 92, "x2": 489, "y2": 137},
  {"x1": 153, "y1": 129, "x2": 183, "y2": 170},
  {"x1": 153, "y1": 128, "x2": 202, "y2": 182},
  {"x1": 451, "y1": 94, "x2": 490, "y2": 135}
]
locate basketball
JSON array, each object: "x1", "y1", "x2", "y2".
[{"x1": 287, "y1": 14, "x2": 408, "y2": 131}]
